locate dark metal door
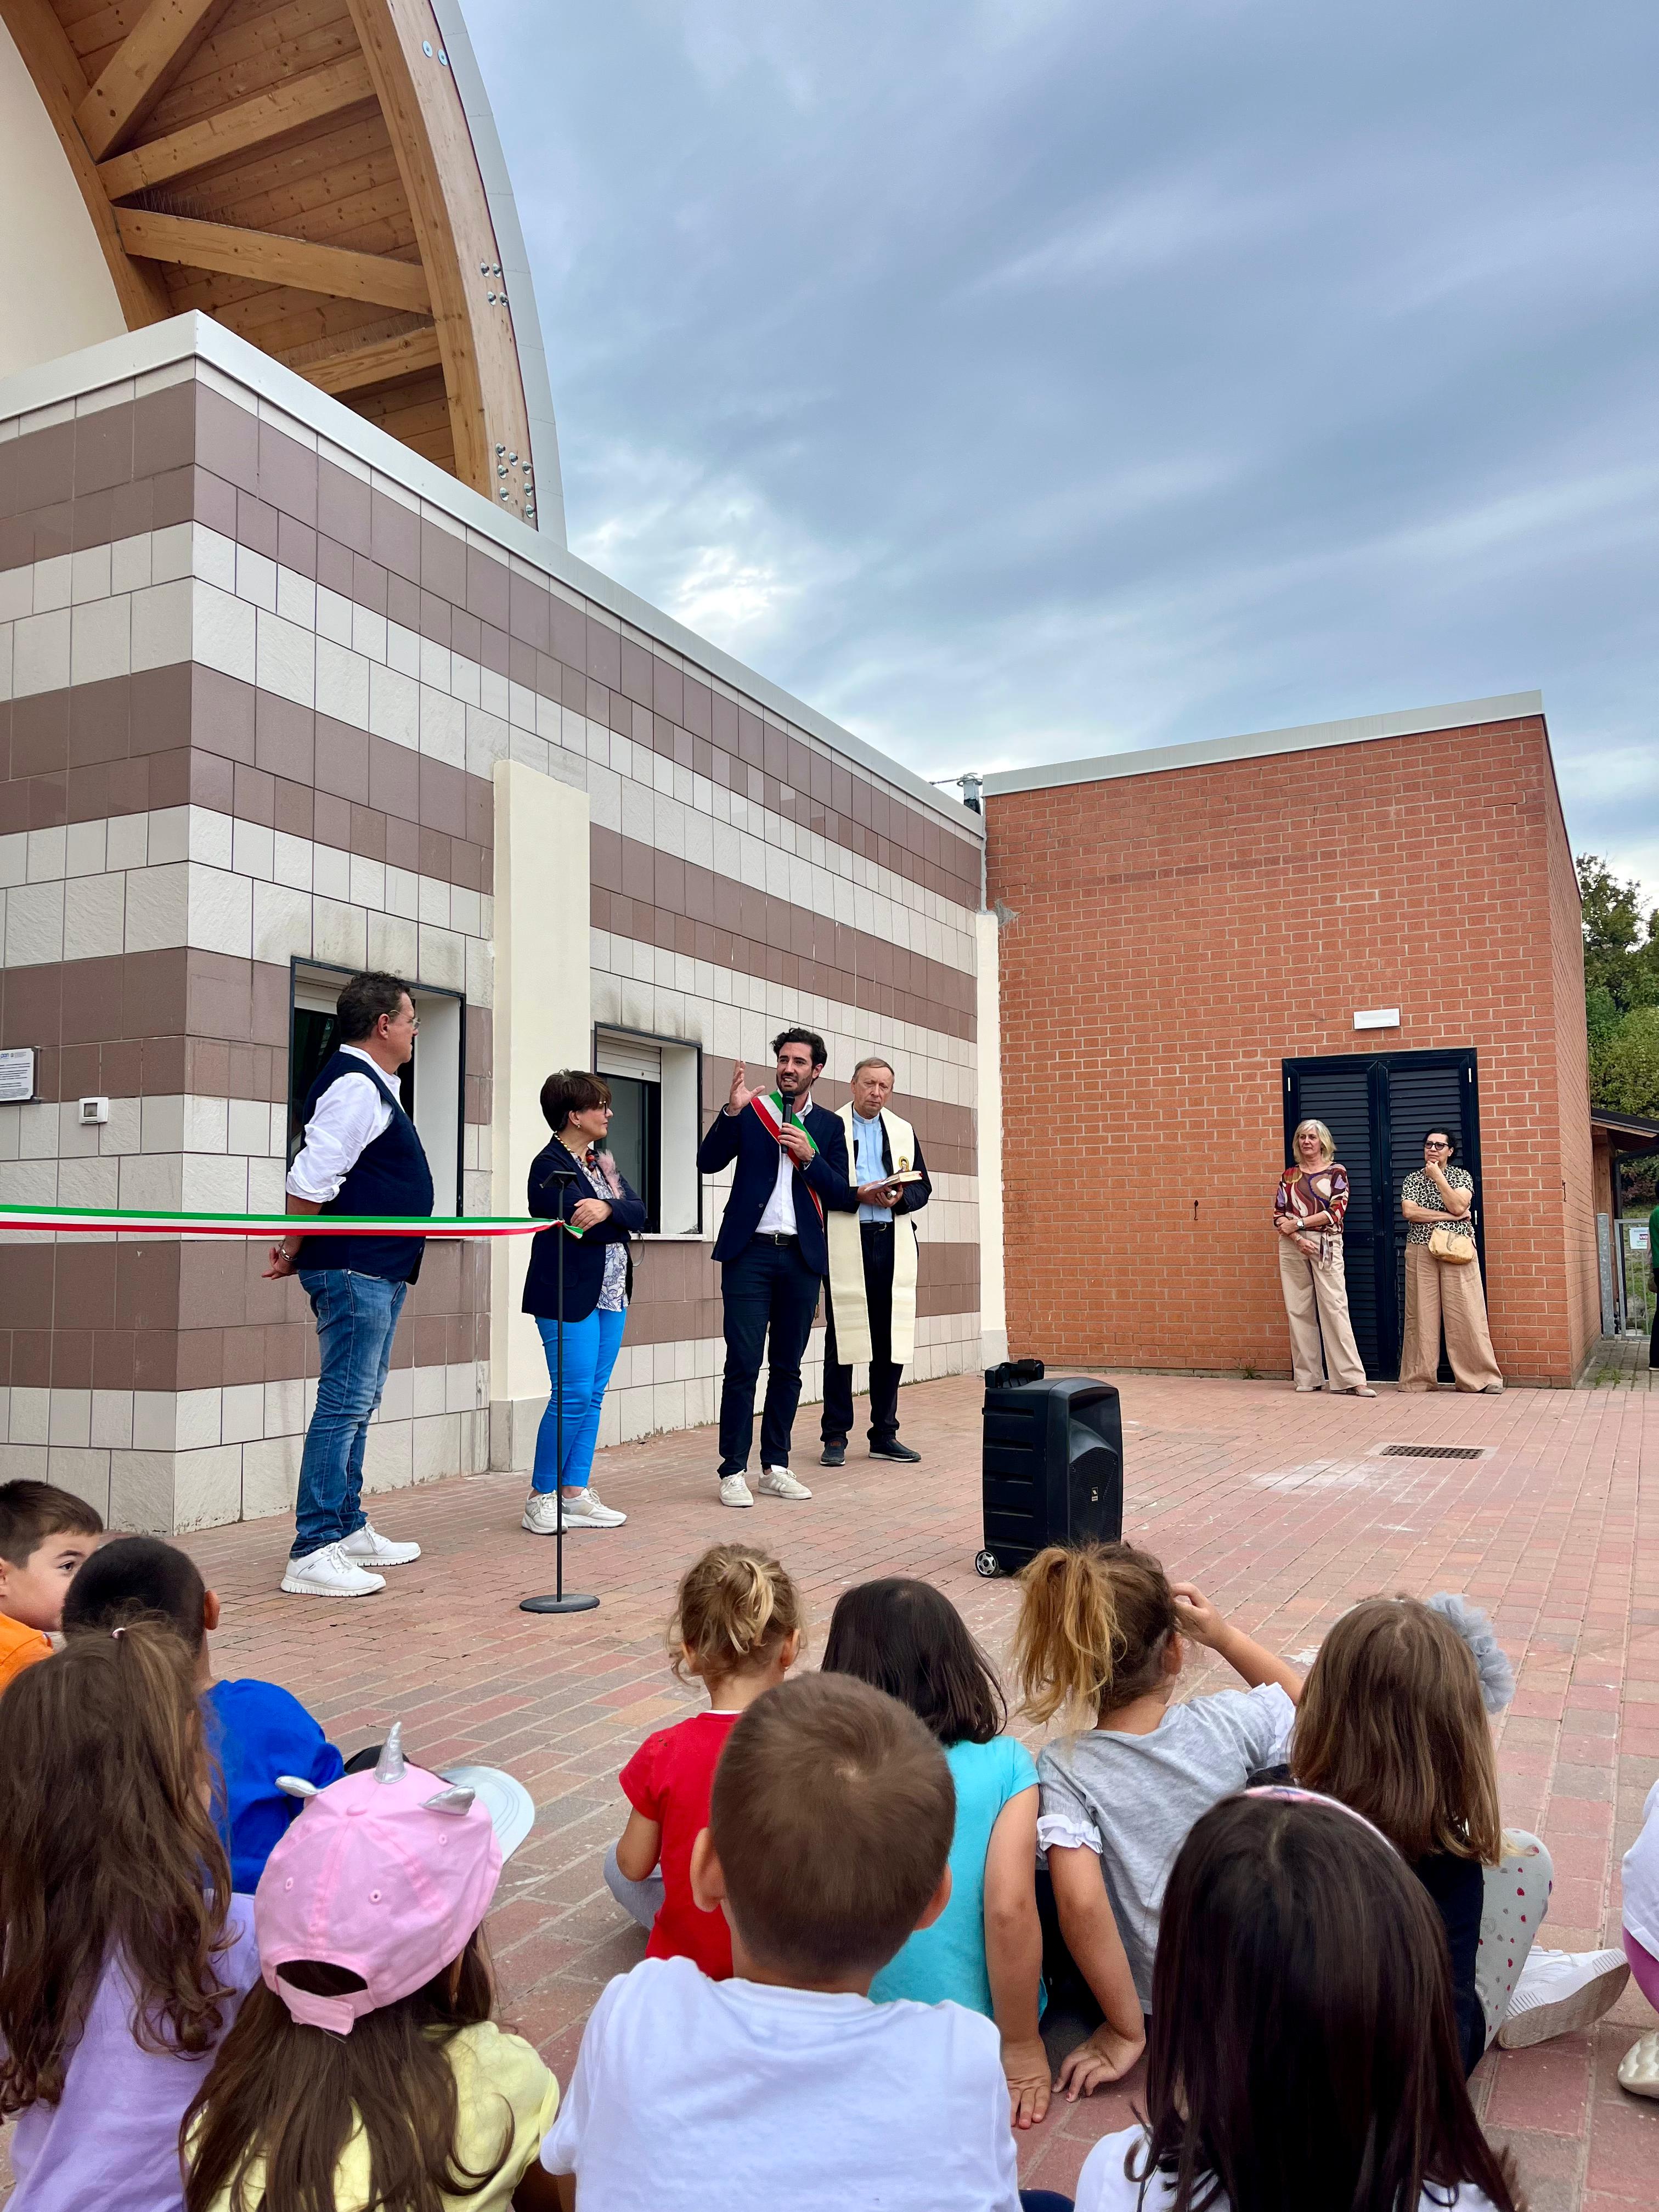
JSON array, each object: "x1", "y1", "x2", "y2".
[{"x1": 1282, "y1": 1050, "x2": 1483, "y2": 1381}]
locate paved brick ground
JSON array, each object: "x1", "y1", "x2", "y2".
[{"x1": 5, "y1": 1369, "x2": 1658, "y2": 2207}]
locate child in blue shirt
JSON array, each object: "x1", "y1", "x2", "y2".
[
  {"x1": 821, "y1": 1576, "x2": 1048, "y2": 2130},
  {"x1": 61, "y1": 1534, "x2": 343, "y2": 1889}
]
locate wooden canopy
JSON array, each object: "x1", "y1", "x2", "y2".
[{"x1": 3, "y1": 0, "x2": 541, "y2": 524}]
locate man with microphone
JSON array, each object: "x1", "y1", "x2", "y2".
[{"x1": 696, "y1": 1029, "x2": 858, "y2": 1508}]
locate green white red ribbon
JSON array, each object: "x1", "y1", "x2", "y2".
[{"x1": 0, "y1": 1205, "x2": 577, "y2": 1239}]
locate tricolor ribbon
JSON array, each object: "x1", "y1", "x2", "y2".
[
  {"x1": 0, "y1": 1205, "x2": 579, "y2": 1239},
  {"x1": 747, "y1": 1090, "x2": 823, "y2": 1225}
]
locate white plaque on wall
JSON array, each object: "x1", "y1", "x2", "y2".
[
  {"x1": 1352, "y1": 1008, "x2": 1401, "y2": 1031},
  {"x1": 0, "y1": 1047, "x2": 35, "y2": 1102}
]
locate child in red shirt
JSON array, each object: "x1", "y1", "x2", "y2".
[{"x1": 605, "y1": 1543, "x2": 803, "y2": 1977}]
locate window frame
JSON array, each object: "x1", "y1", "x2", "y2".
[{"x1": 591, "y1": 1022, "x2": 704, "y2": 1240}]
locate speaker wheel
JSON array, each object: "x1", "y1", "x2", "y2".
[{"x1": 974, "y1": 1550, "x2": 1000, "y2": 1579}]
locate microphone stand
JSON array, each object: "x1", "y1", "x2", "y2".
[{"x1": 521, "y1": 1163, "x2": 599, "y2": 1616}]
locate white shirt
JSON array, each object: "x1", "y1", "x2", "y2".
[
  {"x1": 285, "y1": 1045, "x2": 396, "y2": 1204},
  {"x1": 1623, "y1": 1776, "x2": 1659, "y2": 1955},
  {"x1": 853, "y1": 1107, "x2": 893, "y2": 1222},
  {"x1": 1077, "y1": 2126, "x2": 1500, "y2": 2212},
  {"x1": 755, "y1": 1088, "x2": 812, "y2": 1237},
  {"x1": 540, "y1": 1955, "x2": 1020, "y2": 2212}
]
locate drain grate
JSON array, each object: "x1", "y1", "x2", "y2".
[{"x1": 1378, "y1": 1443, "x2": 1486, "y2": 1461}]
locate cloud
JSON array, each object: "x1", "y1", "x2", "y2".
[{"x1": 470, "y1": 0, "x2": 1659, "y2": 885}]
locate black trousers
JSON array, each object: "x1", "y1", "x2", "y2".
[
  {"x1": 821, "y1": 1221, "x2": 904, "y2": 1446},
  {"x1": 717, "y1": 1235, "x2": 822, "y2": 1474}
]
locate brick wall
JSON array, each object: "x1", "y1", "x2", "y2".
[{"x1": 985, "y1": 714, "x2": 1592, "y2": 1386}]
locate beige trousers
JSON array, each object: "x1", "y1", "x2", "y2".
[
  {"x1": 1277, "y1": 1234, "x2": 1369, "y2": 1391},
  {"x1": 1398, "y1": 1240, "x2": 1502, "y2": 1392}
]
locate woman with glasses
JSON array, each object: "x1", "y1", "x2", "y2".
[
  {"x1": 1399, "y1": 1128, "x2": 1503, "y2": 1393},
  {"x1": 1274, "y1": 1118, "x2": 1376, "y2": 1395},
  {"x1": 520, "y1": 1070, "x2": 647, "y2": 1533}
]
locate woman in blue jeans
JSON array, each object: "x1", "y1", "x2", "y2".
[{"x1": 521, "y1": 1070, "x2": 646, "y2": 1534}]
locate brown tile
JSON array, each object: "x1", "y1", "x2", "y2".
[
  {"x1": 221, "y1": 1324, "x2": 267, "y2": 1386},
  {"x1": 258, "y1": 420, "x2": 318, "y2": 525},
  {"x1": 54, "y1": 1242, "x2": 117, "y2": 1330},
  {"x1": 10, "y1": 1331, "x2": 50, "y2": 1387},
  {"x1": 368, "y1": 733, "x2": 420, "y2": 821},
  {"x1": 466, "y1": 546, "x2": 508, "y2": 627},
  {"x1": 233, "y1": 763, "x2": 275, "y2": 826},
  {"x1": 479, "y1": 623, "x2": 508, "y2": 678},
  {"x1": 315, "y1": 716, "x2": 369, "y2": 805},
  {"x1": 139, "y1": 1033, "x2": 186, "y2": 1092},
  {"x1": 68, "y1": 673, "x2": 132, "y2": 768},
  {"x1": 420, "y1": 520, "x2": 466, "y2": 603},
  {"x1": 370, "y1": 488, "x2": 420, "y2": 582},
  {"x1": 132, "y1": 1327, "x2": 178, "y2": 1391},
  {"x1": 174, "y1": 1329, "x2": 224, "y2": 1389},
  {"x1": 0, "y1": 1246, "x2": 54, "y2": 1332},
  {"x1": 387, "y1": 571, "x2": 420, "y2": 631},
  {"x1": 74, "y1": 402, "x2": 134, "y2": 495},
  {"x1": 92, "y1": 1330, "x2": 136, "y2": 1390},
  {"x1": 349, "y1": 803, "x2": 386, "y2": 861},
  {"x1": 385, "y1": 814, "x2": 419, "y2": 870},
  {"x1": 15, "y1": 421, "x2": 75, "y2": 510},
  {"x1": 115, "y1": 1240, "x2": 180, "y2": 1333},
  {"x1": 236, "y1": 491, "x2": 278, "y2": 558},
  {"x1": 273, "y1": 778, "x2": 313, "y2": 838},
  {"x1": 189, "y1": 664, "x2": 255, "y2": 764},
  {"x1": 509, "y1": 572, "x2": 549, "y2": 650},
  {"x1": 196, "y1": 387, "x2": 260, "y2": 493},
  {"x1": 418, "y1": 590, "x2": 450, "y2": 647},
  {"x1": 120, "y1": 948, "x2": 190, "y2": 1039},
  {"x1": 10, "y1": 689, "x2": 69, "y2": 777},
  {"x1": 128, "y1": 661, "x2": 193, "y2": 757},
  {"x1": 419, "y1": 756, "x2": 466, "y2": 834},
  {"x1": 188, "y1": 747, "x2": 234, "y2": 812},
  {"x1": 318, "y1": 461, "x2": 373, "y2": 555},
  {"x1": 313, "y1": 789, "x2": 351, "y2": 850},
  {"x1": 254, "y1": 692, "x2": 314, "y2": 785},
  {"x1": 251, "y1": 961, "x2": 288, "y2": 1047},
  {"x1": 132, "y1": 381, "x2": 196, "y2": 478},
  {"x1": 316, "y1": 533, "x2": 353, "y2": 595},
  {"x1": 352, "y1": 552, "x2": 387, "y2": 614},
  {"x1": 58, "y1": 1041, "x2": 101, "y2": 1096}
]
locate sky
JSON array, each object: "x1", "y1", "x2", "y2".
[{"x1": 469, "y1": 1, "x2": 1659, "y2": 899}]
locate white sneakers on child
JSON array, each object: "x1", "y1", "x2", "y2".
[
  {"x1": 759, "y1": 1465, "x2": 812, "y2": 1500},
  {"x1": 1497, "y1": 1946, "x2": 1630, "y2": 2048},
  {"x1": 280, "y1": 1543, "x2": 385, "y2": 1599},
  {"x1": 1620, "y1": 2029, "x2": 1659, "y2": 2098},
  {"x1": 341, "y1": 1520, "x2": 422, "y2": 1566},
  {"x1": 521, "y1": 1489, "x2": 627, "y2": 1532}
]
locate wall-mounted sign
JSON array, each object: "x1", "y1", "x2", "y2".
[
  {"x1": 1634, "y1": 1227, "x2": 1652, "y2": 1253},
  {"x1": 0, "y1": 1047, "x2": 35, "y2": 1103},
  {"x1": 1352, "y1": 1008, "x2": 1401, "y2": 1031}
]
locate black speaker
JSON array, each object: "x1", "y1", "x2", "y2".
[{"x1": 975, "y1": 1373, "x2": 1124, "y2": 1577}]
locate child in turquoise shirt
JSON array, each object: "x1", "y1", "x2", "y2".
[{"x1": 821, "y1": 1577, "x2": 1046, "y2": 2129}]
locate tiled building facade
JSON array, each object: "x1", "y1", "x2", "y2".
[
  {"x1": 983, "y1": 702, "x2": 1598, "y2": 1389},
  {"x1": 0, "y1": 316, "x2": 987, "y2": 1533}
]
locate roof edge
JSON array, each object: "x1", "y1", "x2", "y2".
[{"x1": 980, "y1": 693, "x2": 1545, "y2": 799}]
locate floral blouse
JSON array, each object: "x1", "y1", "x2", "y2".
[
  {"x1": 1276, "y1": 1164, "x2": 1350, "y2": 1232},
  {"x1": 1402, "y1": 1165, "x2": 1475, "y2": 1245},
  {"x1": 577, "y1": 1150, "x2": 629, "y2": 1310}
]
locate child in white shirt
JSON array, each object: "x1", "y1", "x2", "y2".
[{"x1": 540, "y1": 1671, "x2": 1023, "y2": 2212}]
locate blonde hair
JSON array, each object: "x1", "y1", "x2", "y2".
[
  {"x1": 1292, "y1": 1119, "x2": 1336, "y2": 1166},
  {"x1": 669, "y1": 1544, "x2": 803, "y2": 1685},
  {"x1": 1012, "y1": 1542, "x2": 1179, "y2": 1726},
  {"x1": 1291, "y1": 1598, "x2": 1503, "y2": 1865}
]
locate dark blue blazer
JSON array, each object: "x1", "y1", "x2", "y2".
[
  {"x1": 696, "y1": 1099, "x2": 855, "y2": 1275},
  {"x1": 521, "y1": 1138, "x2": 647, "y2": 1323}
]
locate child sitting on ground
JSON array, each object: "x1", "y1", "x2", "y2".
[
  {"x1": 0, "y1": 1477, "x2": 103, "y2": 1693},
  {"x1": 822, "y1": 1576, "x2": 1049, "y2": 2128},
  {"x1": 0, "y1": 1616, "x2": 259, "y2": 2211},
  {"x1": 183, "y1": 1729, "x2": 557, "y2": 2211},
  {"x1": 1293, "y1": 1593, "x2": 1628, "y2": 2075},
  {"x1": 61, "y1": 1534, "x2": 345, "y2": 1892},
  {"x1": 1072, "y1": 1789, "x2": 1519, "y2": 2212},
  {"x1": 603, "y1": 1542, "x2": 802, "y2": 1979},
  {"x1": 1014, "y1": 1541, "x2": 1302, "y2": 2097},
  {"x1": 544, "y1": 1672, "x2": 1025, "y2": 2211}
]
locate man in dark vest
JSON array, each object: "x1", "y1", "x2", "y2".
[{"x1": 264, "y1": 972, "x2": 432, "y2": 1597}]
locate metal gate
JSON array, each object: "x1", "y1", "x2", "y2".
[{"x1": 1282, "y1": 1050, "x2": 1484, "y2": 1381}]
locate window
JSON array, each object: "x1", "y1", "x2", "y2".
[
  {"x1": 288, "y1": 962, "x2": 466, "y2": 1215},
  {"x1": 594, "y1": 1027, "x2": 702, "y2": 1237}
]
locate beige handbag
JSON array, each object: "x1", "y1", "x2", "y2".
[{"x1": 1428, "y1": 1223, "x2": 1475, "y2": 1265}]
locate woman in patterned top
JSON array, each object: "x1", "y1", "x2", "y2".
[
  {"x1": 1399, "y1": 1128, "x2": 1503, "y2": 1393},
  {"x1": 520, "y1": 1071, "x2": 648, "y2": 1533},
  {"x1": 1273, "y1": 1119, "x2": 1376, "y2": 1396}
]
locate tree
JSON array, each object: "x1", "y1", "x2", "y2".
[{"x1": 1579, "y1": 854, "x2": 1659, "y2": 1118}]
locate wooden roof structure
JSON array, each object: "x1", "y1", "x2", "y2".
[{"x1": 2, "y1": 0, "x2": 547, "y2": 527}]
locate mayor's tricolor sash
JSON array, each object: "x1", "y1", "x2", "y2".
[
  {"x1": 826, "y1": 1105, "x2": 918, "y2": 1366},
  {"x1": 747, "y1": 1090, "x2": 824, "y2": 1225}
]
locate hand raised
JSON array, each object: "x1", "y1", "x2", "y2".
[
  {"x1": 728, "y1": 1062, "x2": 753, "y2": 1114},
  {"x1": 1171, "y1": 1579, "x2": 1226, "y2": 1649}
]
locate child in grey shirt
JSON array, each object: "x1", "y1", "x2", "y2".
[{"x1": 1013, "y1": 1541, "x2": 1302, "y2": 2100}]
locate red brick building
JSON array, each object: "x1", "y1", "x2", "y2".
[{"x1": 981, "y1": 695, "x2": 1598, "y2": 1387}]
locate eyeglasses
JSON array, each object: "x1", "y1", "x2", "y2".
[{"x1": 1425, "y1": 1141, "x2": 1449, "y2": 1151}]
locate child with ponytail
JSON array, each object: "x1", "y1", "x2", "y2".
[
  {"x1": 605, "y1": 1543, "x2": 803, "y2": 1978},
  {"x1": 0, "y1": 1617, "x2": 259, "y2": 2211},
  {"x1": 1014, "y1": 1541, "x2": 1302, "y2": 2096}
]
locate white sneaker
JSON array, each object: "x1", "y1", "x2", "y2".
[
  {"x1": 341, "y1": 1520, "x2": 421, "y2": 1566},
  {"x1": 719, "y1": 1474, "x2": 754, "y2": 1508},
  {"x1": 550, "y1": 1488, "x2": 626, "y2": 1530},
  {"x1": 759, "y1": 1465, "x2": 812, "y2": 1500},
  {"x1": 1620, "y1": 2028, "x2": 1659, "y2": 2099},
  {"x1": 280, "y1": 1542, "x2": 386, "y2": 1598},
  {"x1": 1498, "y1": 1946, "x2": 1630, "y2": 2048}
]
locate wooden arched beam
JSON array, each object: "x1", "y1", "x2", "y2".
[{"x1": 0, "y1": 0, "x2": 539, "y2": 524}]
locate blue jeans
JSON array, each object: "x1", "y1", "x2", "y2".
[
  {"x1": 292, "y1": 1270, "x2": 407, "y2": 1559},
  {"x1": 533, "y1": 1306, "x2": 627, "y2": 1492}
]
